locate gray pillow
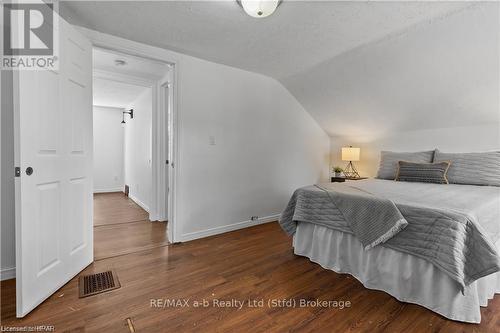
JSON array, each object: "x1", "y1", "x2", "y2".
[
  {"x1": 376, "y1": 150, "x2": 435, "y2": 180},
  {"x1": 395, "y1": 161, "x2": 450, "y2": 184},
  {"x1": 433, "y1": 150, "x2": 500, "y2": 186}
]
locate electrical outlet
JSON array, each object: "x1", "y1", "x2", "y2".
[
  {"x1": 209, "y1": 135, "x2": 216, "y2": 145},
  {"x1": 250, "y1": 216, "x2": 259, "y2": 221}
]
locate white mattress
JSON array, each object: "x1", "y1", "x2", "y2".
[{"x1": 293, "y1": 222, "x2": 500, "y2": 323}]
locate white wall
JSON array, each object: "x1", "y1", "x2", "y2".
[
  {"x1": 93, "y1": 106, "x2": 125, "y2": 193},
  {"x1": 124, "y1": 89, "x2": 153, "y2": 213},
  {"x1": 331, "y1": 124, "x2": 500, "y2": 178},
  {"x1": 1, "y1": 71, "x2": 16, "y2": 280},
  {"x1": 176, "y1": 55, "x2": 330, "y2": 240}
]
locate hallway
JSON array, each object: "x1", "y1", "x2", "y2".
[{"x1": 93, "y1": 192, "x2": 169, "y2": 260}]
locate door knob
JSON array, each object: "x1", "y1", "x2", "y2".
[{"x1": 26, "y1": 167, "x2": 33, "y2": 176}]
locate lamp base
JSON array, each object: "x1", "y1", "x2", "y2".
[{"x1": 343, "y1": 161, "x2": 360, "y2": 178}]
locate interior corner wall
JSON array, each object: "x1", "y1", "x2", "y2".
[
  {"x1": 1, "y1": 70, "x2": 16, "y2": 280},
  {"x1": 176, "y1": 56, "x2": 330, "y2": 241},
  {"x1": 330, "y1": 124, "x2": 500, "y2": 178},
  {"x1": 93, "y1": 106, "x2": 125, "y2": 193},
  {"x1": 124, "y1": 88, "x2": 153, "y2": 214}
]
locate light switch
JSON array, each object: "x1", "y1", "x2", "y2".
[{"x1": 209, "y1": 135, "x2": 216, "y2": 145}]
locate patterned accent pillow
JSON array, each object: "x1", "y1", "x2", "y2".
[
  {"x1": 433, "y1": 150, "x2": 500, "y2": 186},
  {"x1": 396, "y1": 161, "x2": 451, "y2": 184},
  {"x1": 376, "y1": 150, "x2": 435, "y2": 180}
]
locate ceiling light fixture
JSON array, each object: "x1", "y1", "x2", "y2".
[{"x1": 237, "y1": 0, "x2": 282, "y2": 18}]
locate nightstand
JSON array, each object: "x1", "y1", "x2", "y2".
[
  {"x1": 331, "y1": 177, "x2": 368, "y2": 183},
  {"x1": 331, "y1": 177, "x2": 346, "y2": 183}
]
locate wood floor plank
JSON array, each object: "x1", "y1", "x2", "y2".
[
  {"x1": 93, "y1": 192, "x2": 149, "y2": 226},
  {"x1": 94, "y1": 220, "x2": 169, "y2": 260}
]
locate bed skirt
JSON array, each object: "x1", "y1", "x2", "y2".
[{"x1": 293, "y1": 222, "x2": 500, "y2": 323}]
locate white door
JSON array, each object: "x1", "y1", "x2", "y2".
[{"x1": 14, "y1": 19, "x2": 93, "y2": 317}]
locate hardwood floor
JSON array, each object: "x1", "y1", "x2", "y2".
[
  {"x1": 94, "y1": 220, "x2": 169, "y2": 260},
  {"x1": 94, "y1": 192, "x2": 149, "y2": 226},
  {"x1": 93, "y1": 192, "x2": 169, "y2": 260},
  {"x1": 1, "y1": 221, "x2": 500, "y2": 332}
]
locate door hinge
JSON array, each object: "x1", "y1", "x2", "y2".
[
  {"x1": 166, "y1": 159, "x2": 169, "y2": 165},
  {"x1": 15, "y1": 167, "x2": 21, "y2": 177}
]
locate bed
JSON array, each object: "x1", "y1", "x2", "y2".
[{"x1": 280, "y1": 179, "x2": 500, "y2": 323}]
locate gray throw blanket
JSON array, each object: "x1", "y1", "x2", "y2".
[
  {"x1": 279, "y1": 182, "x2": 500, "y2": 291},
  {"x1": 316, "y1": 184, "x2": 407, "y2": 250}
]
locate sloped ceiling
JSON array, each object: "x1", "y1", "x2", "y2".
[{"x1": 61, "y1": 1, "x2": 499, "y2": 137}]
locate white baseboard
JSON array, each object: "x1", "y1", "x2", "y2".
[
  {"x1": 129, "y1": 193, "x2": 150, "y2": 214},
  {"x1": 94, "y1": 188, "x2": 123, "y2": 194},
  {"x1": 179, "y1": 214, "x2": 280, "y2": 242},
  {"x1": 0, "y1": 266, "x2": 15, "y2": 281}
]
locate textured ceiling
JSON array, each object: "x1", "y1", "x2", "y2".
[
  {"x1": 61, "y1": 1, "x2": 470, "y2": 80},
  {"x1": 282, "y1": 3, "x2": 500, "y2": 137},
  {"x1": 62, "y1": 1, "x2": 498, "y2": 137}
]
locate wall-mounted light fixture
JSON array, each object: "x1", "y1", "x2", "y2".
[{"x1": 121, "y1": 109, "x2": 134, "y2": 124}]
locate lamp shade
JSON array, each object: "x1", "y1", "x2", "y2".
[{"x1": 342, "y1": 147, "x2": 360, "y2": 161}]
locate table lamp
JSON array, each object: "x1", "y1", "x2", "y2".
[{"x1": 342, "y1": 146, "x2": 360, "y2": 178}]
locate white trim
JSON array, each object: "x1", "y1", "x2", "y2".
[
  {"x1": 0, "y1": 267, "x2": 16, "y2": 281},
  {"x1": 93, "y1": 69, "x2": 155, "y2": 88},
  {"x1": 13, "y1": 66, "x2": 22, "y2": 314},
  {"x1": 93, "y1": 46, "x2": 169, "y2": 69},
  {"x1": 92, "y1": 104, "x2": 124, "y2": 111},
  {"x1": 150, "y1": 84, "x2": 160, "y2": 222},
  {"x1": 166, "y1": 64, "x2": 178, "y2": 243},
  {"x1": 156, "y1": 82, "x2": 170, "y2": 222},
  {"x1": 129, "y1": 193, "x2": 151, "y2": 217},
  {"x1": 93, "y1": 188, "x2": 123, "y2": 194},
  {"x1": 179, "y1": 214, "x2": 280, "y2": 242}
]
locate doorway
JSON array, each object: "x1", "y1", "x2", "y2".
[{"x1": 92, "y1": 48, "x2": 172, "y2": 260}]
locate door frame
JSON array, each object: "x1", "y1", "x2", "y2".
[
  {"x1": 83, "y1": 28, "x2": 180, "y2": 242},
  {"x1": 158, "y1": 82, "x2": 172, "y2": 223}
]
